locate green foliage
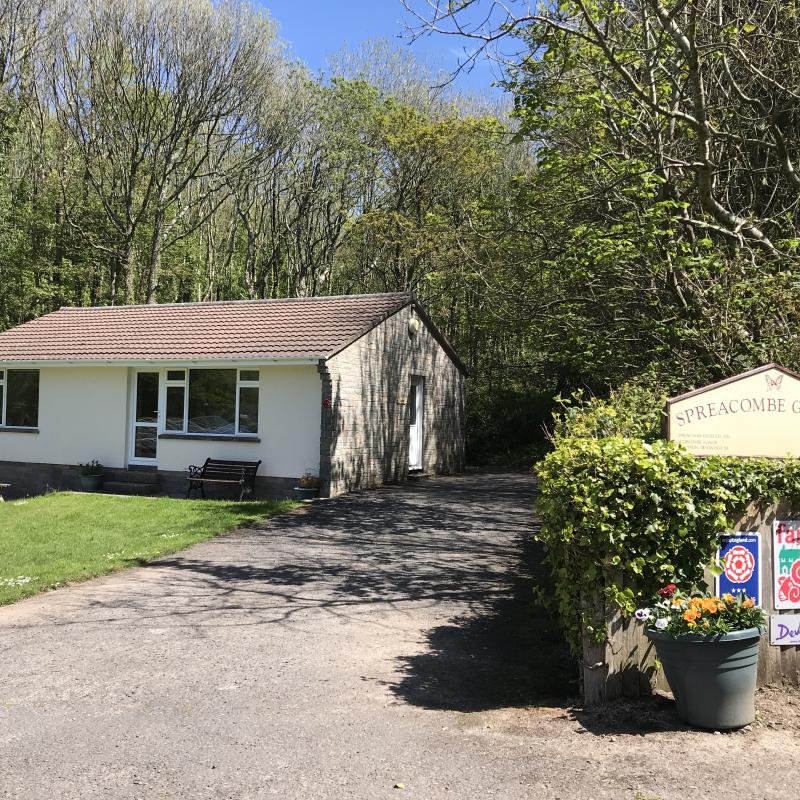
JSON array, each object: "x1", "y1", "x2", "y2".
[
  {"x1": 78, "y1": 459, "x2": 104, "y2": 476},
  {"x1": 550, "y1": 379, "x2": 668, "y2": 445},
  {"x1": 535, "y1": 435, "x2": 800, "y2": 653},
  {"x1": 479, "y1": 3, "x2": 800, "y2": 413},
  {"x1": 9, "y1": 0, "x2": 800, "y2": 466},
  {"x1": 467, "y1": 391, "x2": 554, "y2": 467}
]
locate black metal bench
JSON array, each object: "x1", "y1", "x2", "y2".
[{"x1": 186, "y1": 459, "x2": 261, "y2": 501}]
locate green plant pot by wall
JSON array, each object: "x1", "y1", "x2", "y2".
[
  {"x1": 80, "y1": 474, "x2": 103, "y2": 492},
  {"x1": 645, "y1": 627, "x2": 762, "y2": 730},
  {"x1": 293, "y1": 486, "x2": 318, "y2": 501}
]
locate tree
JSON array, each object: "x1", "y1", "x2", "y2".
[
  {"x1": 406, "y1": 0, "x2": 800, "y2": 388},
  {"x1": 53, "y1": 0, "x2": 279, "y2": 303}
]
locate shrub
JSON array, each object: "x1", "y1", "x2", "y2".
[
  {"x1": 535, "y1": 434, "x2": 800, "y2": 653},
  {"x1": 549, "y1": 379, "x2": 667, "y2": 445},
  {"x1": 467, "y1": 384, "x2": 555, "y2": 467}
]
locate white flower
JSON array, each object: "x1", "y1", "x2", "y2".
[
  {"x1": 655, "y1": 618, "x2": 668, "y2": 630},
  {"x1": 0, "y1": 575, "x2": 35, "y2": 587},
  {"x1": 634, "y1": 608, "x2": 651, "y2": 621}
]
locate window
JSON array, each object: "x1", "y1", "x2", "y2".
[
  {"x1": 188, "y1": 369, "x2": 236, "y2": 433},
  {"x1": 164, "y1": 368, "x2": 259, "y2": 436},
  {"x1": 0, "y1": 369, "x2": 40, "y2": 428},
  {"x1": 165, "y1": 370, "x2": 187, "y2": 432},
  {"x1": 408, "y1": 385, "x2": 417, "y2": 426}
]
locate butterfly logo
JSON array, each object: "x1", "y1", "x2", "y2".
[{"x1": 766, "y1": 373, "x2": 784, "y2": 392}]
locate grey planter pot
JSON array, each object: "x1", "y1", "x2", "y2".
[
  {"x1": 293, "y1": 487, "x2": 319, "y2": 501},
  {"x1": 646, "y1": 627, "x2": 762, "y2": 730},
  {"x1": 80, "y1": 474, "x2": 103, "y2": 492}
]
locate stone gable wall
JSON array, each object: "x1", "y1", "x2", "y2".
[{"x1": 319, "y1": 306, "x2": 465, "y2": 497}]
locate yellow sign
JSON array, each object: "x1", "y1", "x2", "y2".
[{"x1": 666, "y1": 364, "x2": 800, "y2": 458}]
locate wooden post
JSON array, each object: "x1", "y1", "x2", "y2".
[
  {"x1": 581, "y1": 574, "x2": 666, "y2": 705},
  {"x1": 583, "y1": 499, "x2": 800, "y2": 705}
]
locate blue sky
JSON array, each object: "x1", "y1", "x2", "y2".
[{"x1": 255, "y1": 0, "x2": 502, "y2": 94}]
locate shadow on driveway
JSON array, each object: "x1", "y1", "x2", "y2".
[{"x1": 388, "y1": 533, "x2": 576, "y2": 711}]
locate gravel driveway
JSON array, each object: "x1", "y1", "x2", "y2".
[{"x1": 1, "y1": 473, "x2": 798, "y2": 800}]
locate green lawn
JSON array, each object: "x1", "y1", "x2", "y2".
[{"x1": 0, "y1": 492, "x2": 296, "y2": 606}]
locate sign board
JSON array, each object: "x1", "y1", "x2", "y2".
[
  {"x1": 770, "y1": 615, "x2": 800, "y2": 646},
  {"x1": 717, "y1": 532, "x2": 761, "y2": 605},
  {"x1": 773, "y1": 521, "x2": 800, "y2": 609},
  {"x1": 666, "y1": 364, "x2": 800, "y2": 458}
]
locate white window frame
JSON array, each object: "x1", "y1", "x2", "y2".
[
  {"x1": 0, "y1": 368, "x2": 40, "y2": 429},
  {"x1": 129, "y1": 369, "x2": 161, "y2": 465},
  {"x1": 164, "y1": 369, "x2": 190, "y2": 434},
  {"x1": 235, "y1": 369, "x2": 260, "y2": 436},
  {"x1": 159, "y1": 367, "x2": 260, "y2": 437}
]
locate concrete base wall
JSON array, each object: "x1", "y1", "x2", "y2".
[
  {"x1": 0, "y1": 460, "x2": 300, "y2": 501},
  {"x1": 159, "y1": 469, "x2": 298, "y2": 501},
  {"x1": 0, "y1": 461, "x2": 82, "y2": 498}
]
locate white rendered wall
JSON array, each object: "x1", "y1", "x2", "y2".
[
  {"x1": 0, "y1": 367, "x2": 129, "y2": 468},
  {"x1": 155, "y1": 365, "x2": 322, "y2": 478},
  {"x1": 0, "y1": 364, "x2": 322, "y2": 478}
]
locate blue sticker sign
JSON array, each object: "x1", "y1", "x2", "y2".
[{"x1": 717, "y1": 532, "x2": 762, "y2": 606}]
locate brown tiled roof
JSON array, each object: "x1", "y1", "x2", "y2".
[{"x1": 0, "y1": 293, "x2": 416, "y2": 363}]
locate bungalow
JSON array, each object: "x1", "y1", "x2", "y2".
[{"x1": 0, "y1": 292, "x2": 466, "y2": 498}]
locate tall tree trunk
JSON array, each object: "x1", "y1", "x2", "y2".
[
  {"x1": 111, "y1": 239, "x2": 135, "y2": 305},
  {"x1": 146, "y1": 206, "x2": 165, "y2": 304}
]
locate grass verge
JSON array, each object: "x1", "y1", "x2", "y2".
[{"x1": 0, "y1": 491, "x2": 296, "y2": 605}]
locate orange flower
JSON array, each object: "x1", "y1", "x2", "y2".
[
  {"x1": 671, "y1": 597, "x2": 684, "y2": 606},
  {"x1": 690, "y1": 597, "x2": 703, "y2": 608},
  {"x1": 683, "y1": 609, "x2": 700, "y2": 622},
  {"x1": 722, "y1": 593, "x2": 735, "y2": 603},
  {"x1": 702, "y1": 599, "x2": 719, "y2": 614},
  {"x1": 742, "y1": 598, "x2": 755, "y2": 609}
]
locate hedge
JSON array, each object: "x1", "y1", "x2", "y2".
[{"x1": 534, "y1": 435, "x2": 800, "y2": 653}]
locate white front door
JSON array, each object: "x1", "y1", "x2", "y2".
[
  {"x1": 130, "y1": 371, "x2": 160, "y2": 465},
  {"x1": 408, "y1": 377, "x2": 424, "y2": 471}
]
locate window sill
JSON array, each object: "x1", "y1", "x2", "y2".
[
  {"x1": 0, "y1": 426, "x2": 39, "y2": 434},
  {"x1": 158, "y1": 432, "x2": 261, "y2": 443}
]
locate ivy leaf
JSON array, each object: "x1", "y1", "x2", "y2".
[{"x1": 708, "y1": 557, "x2": 725, "y2": 578}]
